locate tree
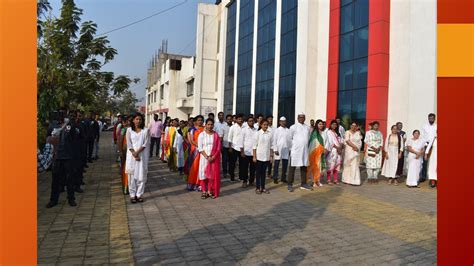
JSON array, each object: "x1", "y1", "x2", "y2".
[{"x1": 37, "y1": 0, "x2": 139, "y2": 126}]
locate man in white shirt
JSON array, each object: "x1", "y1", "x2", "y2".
[
  {"x1": 272, "y1": 117, "x2": 291, "y2": 184},
  {"x1": 239, "y1": 117, "x2": 258, "y2": 187},
  {"x1": 288, "y1": 113, "x2": 313, "y2": 192},
  {"x1": 420, "y1": 113, "x2": 437, "y2": 181},
  {"x1": 216, "y1": 112, "x2": 232, "y2": 178},
  {"x1": 227, "y1": 114, "x2": 244, "y2": 182},
  {"x1": 265, "y1": 115, "x2": 274, "y2": 179}
]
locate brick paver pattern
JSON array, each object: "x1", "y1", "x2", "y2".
[{"x1": 38, "y1": 132, "x2": 436, "y2": 265}]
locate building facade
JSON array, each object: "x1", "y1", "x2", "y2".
[{"x1": 199, "y1": 0, "x2": 436, "y2": 136}]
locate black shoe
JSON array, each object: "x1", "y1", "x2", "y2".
[
  {"x1": 75, "y1": 187, "x2": 84, "y2": 193},
  {"x1": 281, "y1": 179, "x2": 288, "y2": 183},
  {"x1": 273, "y1": 179, "x2": 279, "y2": 184},
  {"x1": 46, "y1": 201, "x2": 57, "y2": 208},
  {"x1": 68, "y1": 199, "x2": 77, "y2": 207}
]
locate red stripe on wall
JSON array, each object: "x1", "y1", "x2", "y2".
[
  {"x1": 366, "y1": 0, "x2": 390, "y2": 137},
  {"x1": 326, "y1": 0, "x2": 340, "y2": 123},
  {"x1": 438, "y1": 0, "x2": 474, "y2": 23}
]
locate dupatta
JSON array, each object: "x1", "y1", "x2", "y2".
[{"x1": 307, "y1": 130, "x2": 326, "y2": 182}]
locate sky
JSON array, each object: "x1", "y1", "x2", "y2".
[{"x1": 49, "y1": 0, "x2": 215, "y2": 104}]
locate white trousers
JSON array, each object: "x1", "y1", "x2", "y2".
[
  {"x1": 129, "y1": 174, "x2": 146, "y2": 198},
  {"x1": 367, "y1": 168, "x2": 380, "y2": 179}
]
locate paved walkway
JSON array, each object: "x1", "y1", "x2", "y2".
[
  {"x1": 38, "y1": 132, "x2": 134, "y2": 264},
  {"x1": 38, "y1": 132, "x2": 437, "y2": 265},
  {"x1": 129, "y1": 157, "x2": 436, "y2": 265}
]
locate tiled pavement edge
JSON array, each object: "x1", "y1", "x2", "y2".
[
  {"x1": 128, "y1": 156, "x2": 436, "y2": 265},
  {"x1": 37, "y1": 132, "x2": 134, "y2": 264}
]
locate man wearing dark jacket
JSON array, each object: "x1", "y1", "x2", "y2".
[
  {"x1": 46, "y1": 111, "x2": 80, "y2": 208},
  {"x1": 85, "y1": 112, "x2": 100, "y2": 163}
]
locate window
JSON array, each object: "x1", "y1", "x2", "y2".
[
  {"x1": 236, "y1": 0, "x2": 255, "y2": 115},
  {"x1": 153, "y1": 91, "x2": 157, "y2": 102},
  {"x1": 148, "y1": 94, "x2": 151, "y2": 104},
  {"x1": 224, "y1": 1, "x2": 237, "y2": 115},
  {"x1": 170, "y1": 59, "x2": 182, "y2": 70},
  {"x1": 337, "y1": 0, "x2": 369, "y2": 129},
  {"x1": 160, "y1": 85, "x2": 164, "y2": 100},
  {"x1": 278, "y1": 0, "x2": 297, "y2": 125},
  {"x1": 255, "y1": 0, "x2": 276, "y2": 117},
  {"x1": 187, "y1": 79, "x2": 194, "y2": 97}
]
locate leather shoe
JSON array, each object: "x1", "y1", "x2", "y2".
[
  {"x1": 46, "y1": 201, "x2": 57, "y2": 208},
  {"x1": 68, "y1": 199, "x2": 77, "y2": 207}
]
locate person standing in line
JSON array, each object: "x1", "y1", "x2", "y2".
[
  {"x1": 272, "y1": 117, "x2": 291, "y2": 184},
  {"x1": 364, "y1": 121, "x2": 384, "y2": 184},
  {"x1": 287, "y1": 113, "x2": 313, "y2": 192},
  {"x1": 310, "y1": 119, "x2": 315, "y2": 132},
  {"x1": 396, "y1": 122, "x2": 407, "y2": 177},
  {"x1": 85, "y1": 112, "x2": 99, "y2": 163},
  {"x1": 255, "y1": 114, "x2": 264, "y2": 130},
  {"x1": 148, "y1": 114, "x2": 162, "y2": 158},
  {"x1": 71, "y1": 111, "x2": 86, "y2": 193},
  {"x1": 214, "y1": 112, "x2": 227, "y2": 177},
  {"x1": 336, "y1": 117, "x2": 346, "y2": 141},
  {"x1": 208, "y1": 112, "x2": 215, "y2": 122},
  {"x1": 118, "y1": 115, "x2": 131, "y2": 194},
  {"x1": 113, "y1": 115, "x2": 122, "y2": 162},
  {"x1": 420, "y1": 113, "x2": 437, "y2": 182},
  {"x1": 406, "y1": 130, "x2": 425, "y2": 188},
  {"x1": 253, "y1": 120, "x2": 273, "y2": 194},
  {"x1": 239, "y1": 117, "x2": 258, "y2": 187},
  {"x1": 326, "y1": 120, "x2": 343, "y2": 185},
  {"x1": 198, "y1": 118, "x2": 222, "y2": 199},
  {"x1": 342, "y1": 122, "x2": 362, "y2": 186},
  {"x1": 425, "y1": 132, "x2": 437, "y2": 188},
  {"x1": 174, "y1": 121, "x2": 186, "y2": 175},
  {"x1": 160, "y1": 117, "x2": 171, "y2": 162},
  {"x1": 183, "y1": 117, "x2": 194, "y2": 177},
  {"x1": 46, "y1": 111, "x2": 80, "y2": 208},
  {"x1": 93, "y1": 113, "x2": 103, "y2": 160},
  {"x1": 220, "y1": 114, "x2": 232, "y2": 178},
  {"x1": 186, "y1": 115, "x2": 205, "y2": 190},
  {"x1": 228, "y1": 114, "x2": 244, "y2": 182},
  {"x1": 382, "y1": 125, "x2": 404, "y2": 185},
  {"x1": 308, "y1": 119, "x2": 328, "y2": 187},
  {"x1": 266, "y1": 115, "x2": 274, "y2": 179},
  {"x1": 125, "y1": 113, "x2": 150, "y2": 203}
]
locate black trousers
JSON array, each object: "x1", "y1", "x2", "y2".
[
  {"x1": 288, "y1": 166, "x2": 308, "y2": 186},
  {"x1": 50, "y1": 160, "x2": 76, "y2": 203},
  {"x1": 150, "y1": 137, "x2": 161, "y2": 157},
  {"x1": 240, "y1": 155, "x2": 256, "y2": 183},
  {"x1": 396, "y1": 154, "x2": 404, "y2": 176},
  {"x1": 221, "y1": 146, "x2": 229, "y2": 175},
  {"x1": 228, "y1": 148, "x2": 239, "y2": 180},
  {"x1": 86, "y1": 138, "x2": 95, "y2": 160},
  {"x1": 256, "y1": 160, "x2": 269, "y2": 190}
]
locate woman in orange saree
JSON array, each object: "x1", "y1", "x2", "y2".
[
  {"x1": 307, "y1": 119, "x2": 327, "y2": 188},
  {"x1": 186, "y1": 115, "x2": 204, "y2": 191}
]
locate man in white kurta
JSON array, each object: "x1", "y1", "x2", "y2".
[
  {"x1": 288, "y1": 113, "x2": 313, "y2": 192},
  {"x1": 426, "y1": 134, "x2": 437, "y2": 188},
  {"x1": 420, "y1": 113, "x2": 437, "y2": 181},
  {"x1": 272, "y1": 117, "x2": 291, "y2": 184}
]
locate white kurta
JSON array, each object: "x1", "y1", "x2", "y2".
[
  {"x1": 427, "y1": 137, "x2": 437, "y2": 180},
  {"x1": 406, "y1": 138, "x2": 424, "y2": 186},
  {"x1": 198, "y1": 131, "x2": 215, "y2": 180},
  {"x1": 342, "y1": 130, "x2": 362, "y2": 185},
  {"x1": 381, "y1": 134, "x2": 404, "y2": 178},
  {"x1": 289, "y1": 123, "x2": 311, "y2": 167},
  {"x1": 173, "y1": 132, "x2": 184, "y2": 168},
  {"x1": 272, "y1": 126, "x2": 291, "y2": 160},
  {"x1": 125, "y1": 128, "x2": 150, "y2": 181}
]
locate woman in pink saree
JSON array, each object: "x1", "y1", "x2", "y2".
[{"x1": 197, "y1": 118, "x2": 222, "y2": 199}]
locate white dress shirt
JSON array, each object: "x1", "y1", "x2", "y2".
[
  {"x1": 422, "y1": 123, "x2": 437, "y2": 145},
  {"x1": 253, "y1": 129, "x2": 273, "y2": 162},
  {"x1": 228, "y1": 123, "x2": 243, "y2": 151},
  {"x1": 272, "y1": 126, "x2": 291, "y2": 160},
  {"x1": 240, "y1": 127, "x2": 258, "y2": 156}
]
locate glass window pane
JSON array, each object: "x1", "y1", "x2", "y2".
[
  {"x1": 341, "y1": 0, "x2": 353, "y2": 6},
  {"x1": 340, "y1": 32, "x2": 354, "y2": 62},
  {"x1": 353, "y1": 58, "x2": 367, "y2": 89},
  {"x1": 338, "y1": 62, "x2": 353, "y2": 91},
  {"x1": 340, "y1": 4, "x2": 354, "y2": 34},
  {"x1": 355, "y1": 0, "x2": 369, "y2": 29},
  {"x1": 354, "y1": 27, "x2": 368, "y2": 58},
  {"x1": 338, "y1": 91, "x2": 352, "y2": 119},
  {"x1": 351, "y1": 89, "x2": 367, "y2": 119}
]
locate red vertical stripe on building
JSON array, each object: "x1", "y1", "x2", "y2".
[
  {"x1": 326, "y1": 0, "x2": 340, "y2": 123},
  {"x1": 366, "y1": 0, "x2": 390, "y2": 137}
]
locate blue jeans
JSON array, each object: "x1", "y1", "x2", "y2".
[{"x1": 273, "y1": 159, "x2": 288, "y2": 182}]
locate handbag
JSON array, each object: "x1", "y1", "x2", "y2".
[{"x1": 367, "y1": 148, "x2": 376, "y2": 157}]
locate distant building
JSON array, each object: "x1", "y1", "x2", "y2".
[{"x1": 194, "y1": 0, "x2": 436, "y2": 136}]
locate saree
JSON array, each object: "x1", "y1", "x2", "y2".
[
  {"x1": 120, "y1": 127, "x2": 129, "y2": 195},
  {"x1": 326, "y1": 130, "x2": 342, "y2": 172},
  {"x1": 204, "y1": 132, "x2": 222, "y2": 197},
  {"x1": 307, "y1": 130, "x2": 326, "y2": 184},
  {"x1": 166, "y1": 127, "x2": 177, "y2": 170},
  {"x1": 186, "y1": 126, "x2": 204, "y2": 190}
]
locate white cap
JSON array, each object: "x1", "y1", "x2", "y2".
[
  {"x1": 279, "y1": 116, "x2": 287, "y2": 121},
  {"x1": 297, "y1": 112, "x2": 305, "y2": 116}
]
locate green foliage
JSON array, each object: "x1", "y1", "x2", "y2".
[{"x1": 37, "y1": 0, "x2": 139, "y2": 136}]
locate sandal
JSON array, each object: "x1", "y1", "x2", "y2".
[
  {"x1": 209, "y1": 194, "x2": 216, "y2": 199},
  {"x1": 262, "y1": 190, "x2": 270, "y2": 194},
  {"x1": 137, "y1": 197, "x2": 144, "y2": 203},
  {"x1": 255, "y1": 190, "x2": 262, "y2": 195},
  {"x1": 201, "y1": 193, "x2": 208, "y2": 199},
  {"x1": 130, "y1": 198, "x2": 137, "y2": 204}
]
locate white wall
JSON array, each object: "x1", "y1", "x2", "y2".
[{"x1": 388, "y1": 0, "x2": 437, "y2": 134}]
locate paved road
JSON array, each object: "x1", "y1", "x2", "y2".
[{"x1": 38, "y1": 132, "x2": 436, "y2": 265}]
